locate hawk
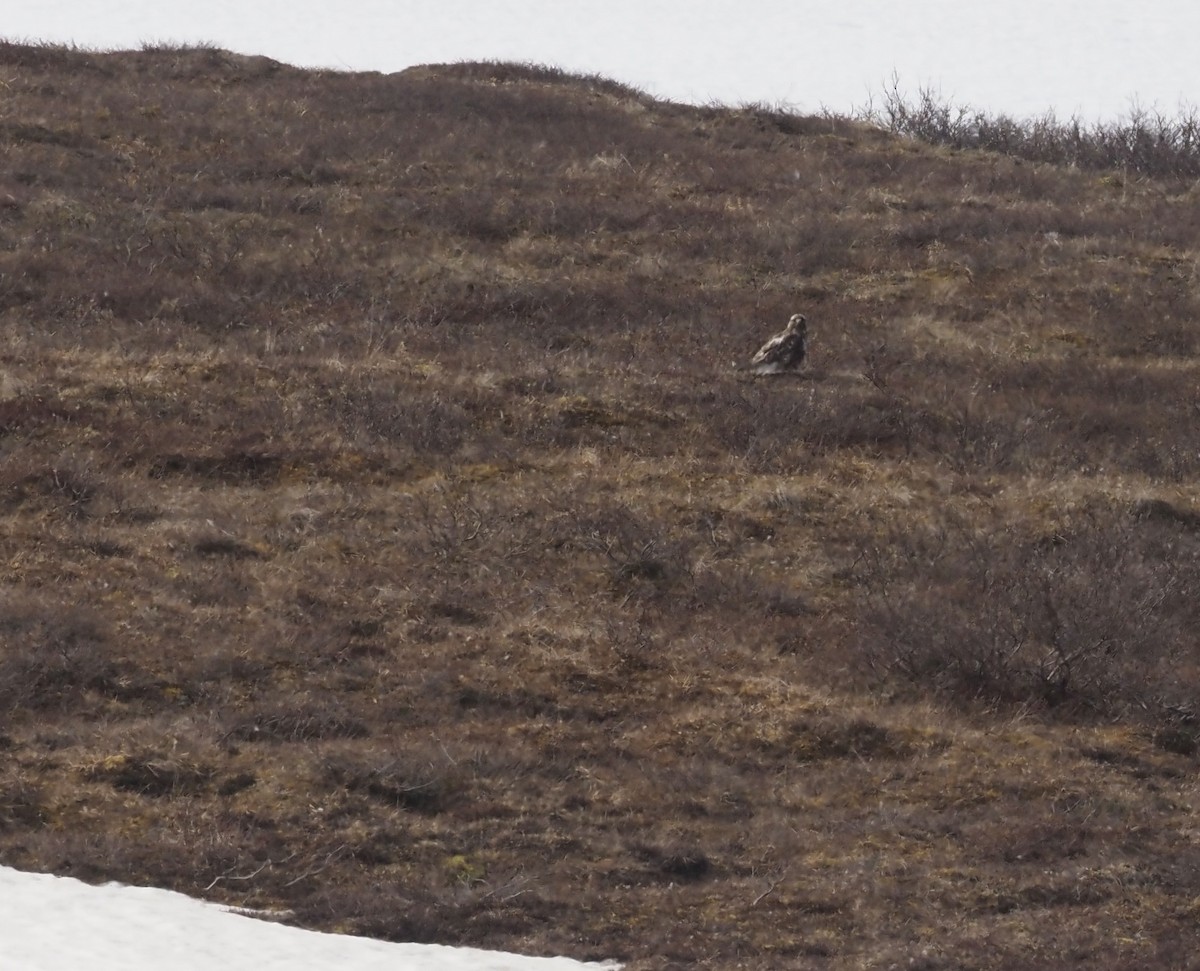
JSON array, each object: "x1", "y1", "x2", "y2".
[{"x1": 749, "y1": 313, "x2": 807, "y2": 375}]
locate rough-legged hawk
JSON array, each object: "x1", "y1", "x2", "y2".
[{"x1": 749, "y1": 313, "x2": 807, "y2": 375}]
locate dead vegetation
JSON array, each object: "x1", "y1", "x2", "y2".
[{"x1": 1, "y1": 39, "x2": 1200, "y2": 969}]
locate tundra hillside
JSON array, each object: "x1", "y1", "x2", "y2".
[{"x1": 2, "y1": 42, "x2": 1199, "y2": 970}]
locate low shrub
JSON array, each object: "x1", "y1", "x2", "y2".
[
  {"x1": 861, "y1": 78, "x2": 1200, "y2": 180},
  {"x1": 853, "y1": 513, "x2": 1200, "y2": 718}
]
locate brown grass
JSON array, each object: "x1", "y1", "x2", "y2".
[{"x1": 2, "y1": 39, "x2": 1200, "y2": 969}]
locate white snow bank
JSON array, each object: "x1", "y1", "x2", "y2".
[{"x1": 0, "y1": 866, "x2": 618, "y2": 971}]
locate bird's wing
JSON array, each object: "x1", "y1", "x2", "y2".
[{"x1": 751, "y1": 331, "x2": 798, "y2": 365}]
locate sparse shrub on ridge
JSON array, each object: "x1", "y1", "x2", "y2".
[{"x1": 860, "y1": 76, "x2": 1200, "y2": 179}]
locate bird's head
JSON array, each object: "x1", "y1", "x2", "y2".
[{"x1": 788, "y1": 313, "x2": 807, "y2": 333}]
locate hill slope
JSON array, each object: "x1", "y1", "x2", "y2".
[{"x1": 1, "y1": 42, "x2": 1199, "y2": 969}]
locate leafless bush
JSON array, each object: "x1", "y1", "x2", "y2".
[
  {"x1": 321, "y1": 380, "x2": 476, "y2": 454},
  {"x1": 0, "y1": 781, "x2": 49, "y2": 830},
  {"x1": 570, "y1": 502, "x2": 697, "y2": 603},
  {"x1": 854, "y1": 514, "x2": 1200, "y2": 717},
  {"x1": 863, "y1": 78, "x2": 1200, "y2": 179},
  {"x1": 0, "y1": 456, "x2": 102, "y2": 519},
  {"x1": 322, "y1": 749, "x2": 461, "y2": 815},
  {"x1": 0, "y1": 600, "x2": 119, "y2": 712}
]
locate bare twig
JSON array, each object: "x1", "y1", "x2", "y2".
[{"x1": 202, "y1": 860, "x2": 269, "y2": 893}]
